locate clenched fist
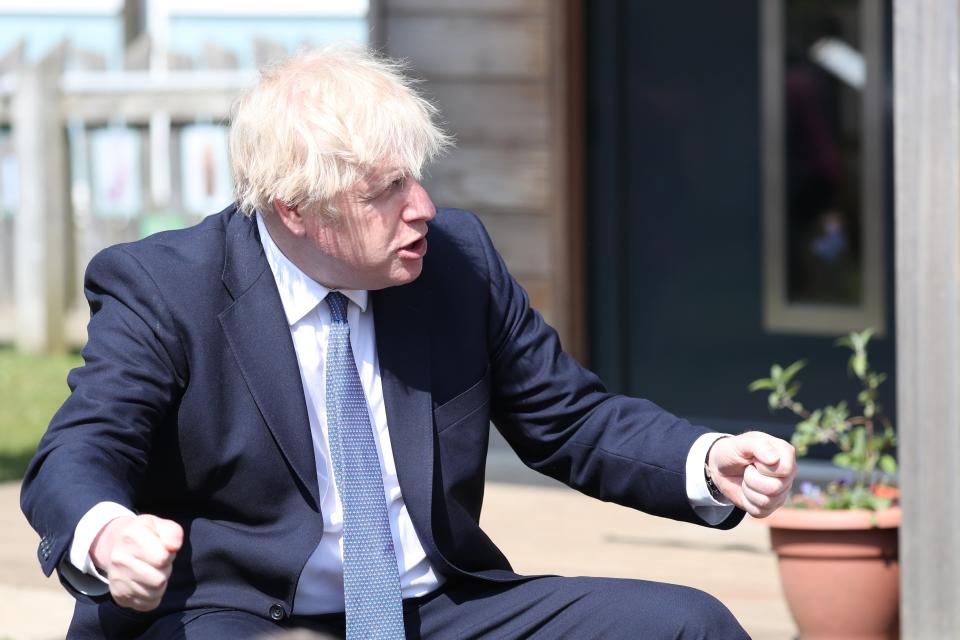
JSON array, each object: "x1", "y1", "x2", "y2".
[
  {"x1": 90, "y1": 514, "x2": 183, "y2": 611},
  {"x1": 707, "y1": 432, "x2": 797, "y2": 518}
]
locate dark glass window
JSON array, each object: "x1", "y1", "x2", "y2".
[{"x1": 784, "y1": 0, "x2": 863, "y2": 306}]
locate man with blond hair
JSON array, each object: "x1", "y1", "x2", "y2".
[{"x1": 22, "y1": 46, "x2": 795, "y2": 638}]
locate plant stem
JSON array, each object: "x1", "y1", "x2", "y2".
[{"x1": 783, "y1": 398, "x2": 810, "y2": 419}]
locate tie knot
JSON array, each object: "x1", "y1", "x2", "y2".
[{"x1": 325, "y1": 291, "x2": 349, "y2": 323}]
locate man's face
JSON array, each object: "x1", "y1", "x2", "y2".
[{"x1": 293, "y1": 168, "x2": 436, "y2": 291}]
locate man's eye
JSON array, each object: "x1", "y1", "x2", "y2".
[{"x1": 363, "y1": 176, "x2": 406, "y2": 202}]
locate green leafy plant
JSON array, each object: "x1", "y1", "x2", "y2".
[{"x1": 749, "y1": 329, "x2": 897, "y2": 510}]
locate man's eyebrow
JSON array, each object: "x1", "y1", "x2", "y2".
[
  {"x1": 368, "y1": 170, "x2": 406, "y2": 193},
  {"x1": 354, "y1": 173, "x2": 395, "y2": 201}
]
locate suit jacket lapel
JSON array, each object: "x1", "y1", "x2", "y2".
[
  {"x1": 373, "y1": 282, "x2": 438, "y2": 558},
  {"x1": 218, "y1": 210, "x2": 320, "y2": 510}
]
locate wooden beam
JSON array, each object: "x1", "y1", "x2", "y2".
[
  {"x1": 0, "y1": 71, "x2": 255, "y2": 125},
  {"x1": 893, "y1": 0, "x2": 960, "y2": 636},
  {"x1": 63, "y1": 70, "x2": 254, "y2": 122},
  {"x1": 12, "y1": 47, "x2": 70, "y2": 353},
  {"x1": 548, "y1": 0, "x2": 586, "y2": 362}
]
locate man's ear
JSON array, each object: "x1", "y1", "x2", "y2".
[{"x1": 272, "y1": 198, "x2": 306, "y2": 236}]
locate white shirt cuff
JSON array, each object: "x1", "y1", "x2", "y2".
[
  {"x1": 686, "y1": 433, "x2": 735, "y2": 525},
  {"x1": 67, "y1": 501, "x2": 137, "y2": 593}
]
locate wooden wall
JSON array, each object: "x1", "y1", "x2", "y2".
[{"x1": 377, "y1": 0, "x2": 584, "y2": 357}]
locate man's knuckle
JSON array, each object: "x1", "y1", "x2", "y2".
[
  {"x1": 108, "y1": 550, "x2": 130, "y2": 570},
  {"x1": 119, "y1": 525, "x2": 141, "y2": 542},
  {"x1": 147, "y1": 574, "x2": 168, "y2": 591}
]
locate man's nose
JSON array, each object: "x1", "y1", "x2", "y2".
[{"x1": 403, "y1": 180, "x2": 436, "y2": 223}]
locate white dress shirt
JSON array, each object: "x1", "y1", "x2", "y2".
[
  {"x1": 254, "y1": 214, "x2": 441, "y2": 613},
  {"x1": 67, "y1": 213, "x2": 733, "y2": 605}
]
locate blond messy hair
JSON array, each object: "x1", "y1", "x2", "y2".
[{"x1": 229, "y1": 44, "x2": 452, "y2": 217}]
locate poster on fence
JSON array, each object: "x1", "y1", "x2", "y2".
[
  {"x1": 90, "y1": 126, "x2": 143, "y2": 219},
  {"x1": 180, "y1": 125, "x2": 233, "y2": 215}
]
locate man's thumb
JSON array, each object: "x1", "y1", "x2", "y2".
[
  {"x1": 748, "y1": 443, "x2": 782, "y2": 475},
  {"x1": 148, "y1": 517, "x2": 183, "y2": 552},
  {"x1": 754, "y1": 445, "x2": 780, "y2": 468},
  {"x1": 735, "y1": 433, "x2": 780, "y2": 468}
]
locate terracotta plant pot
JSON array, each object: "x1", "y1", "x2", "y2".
[{"x1": 765, "y1": 506, "x2": 900, "y2": 639}]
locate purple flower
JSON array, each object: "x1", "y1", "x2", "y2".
[{"x1": 800, "y1": 482, "x2": 821, "y2": 497}]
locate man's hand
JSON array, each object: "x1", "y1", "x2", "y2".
[
  {"x1": 89, "y1": 514, "x2": 183, "y2": 611},
  {"x1": 707, "y1": 432, "x2": 797, "y2": 518}
]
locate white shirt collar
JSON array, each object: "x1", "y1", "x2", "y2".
[{"x1": 255, "y1": 212, "x2": 368, "y2": 326}]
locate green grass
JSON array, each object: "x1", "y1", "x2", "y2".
[{"x1": 0, "y1": 347, "x2": 82, "y2": 482}]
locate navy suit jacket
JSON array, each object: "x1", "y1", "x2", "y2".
[{"x1": 21, "y1": 205, "x2": 743, "y2": 635}]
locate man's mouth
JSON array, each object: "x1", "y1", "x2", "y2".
[{"x1": 398, "y1": 237, "x2": 427, "y2": 259}]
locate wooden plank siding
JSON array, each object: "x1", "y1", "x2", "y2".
[
  {"x1": 424, "y1": 81, "x2": 549, "y2": 146},
  {"x1": 379, "y1": 0, "x2": 580, "y2": 348},
  {"x1": 425, "y1": 148, "x2": 549, "y2": 215},
  {"x1": 386, "y1": 16, "x2": 547, "y2": 80},
  {"x1": 386, "y1": 0, "x2": 547, "y2": 14}
]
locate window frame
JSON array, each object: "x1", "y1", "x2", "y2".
[{"x1": 760, "y1": 0, "x2": 887, "y2": 336}]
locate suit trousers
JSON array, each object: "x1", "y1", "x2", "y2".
[{"x1": 129, "y1": 575, "x2": 750, "y2": 639}]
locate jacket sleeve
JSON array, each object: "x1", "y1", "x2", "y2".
[
  {"x1": 468, "y1": 214, "x2": 743, "y2": 529},
  {"x1": 19, "y1": 244, "x2": 187, "y2": 595}
]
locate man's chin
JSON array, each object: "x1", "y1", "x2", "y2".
[{"x1": 368, "y1": 263, "x2": 424, "y2": 291}]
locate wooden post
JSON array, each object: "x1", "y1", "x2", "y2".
[
  {"x1": 12, "y1": 47, "x2": 70, "y2": 353},
  {"x1": 893, "y1": 0, "x2": 960, "y2": 636},
  {"x1": 122, "y1": 0, "x2": 146, "y2": 49}
]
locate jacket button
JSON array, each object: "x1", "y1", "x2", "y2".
[{"x1": 269, "y1": 604, "x2": 285, "y2": 621}]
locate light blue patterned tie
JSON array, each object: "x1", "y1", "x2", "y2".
[{"x1": 325, "y1": 292, "x2": 405, "y2": 639}]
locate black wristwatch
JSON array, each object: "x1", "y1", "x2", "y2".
[{"x1": 703, "y1": 436, "x2": 730, "y2": 501}]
